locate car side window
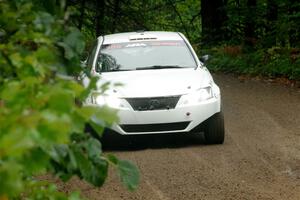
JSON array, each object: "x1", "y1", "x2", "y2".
[
  {"x1": 87, "y1": 40, "x2": 98, "y2": 68},
  {"x1": 96, "y1": 53, "x2": 121, "y2": 72}
]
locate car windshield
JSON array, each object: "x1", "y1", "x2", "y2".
[{"x1": 95, "y1": 40, "x2": 197, "y2": 72}]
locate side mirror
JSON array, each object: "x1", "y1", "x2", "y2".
[
  {"x1": 80, "y1": 59, "x2": 87, "y2": 68},
  {"x1": 80, "y1": 51, "x2": 89, "y2": 67},
  {"x1": 200, "y1": 54, "x2": 210, "y2": 63}
]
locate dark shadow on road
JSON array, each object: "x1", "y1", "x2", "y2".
[{"x1": 101, "y1": 131, "x2": 206, "y2": 151}]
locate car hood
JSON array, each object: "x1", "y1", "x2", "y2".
[{"x1": 97, "y1": 68, "x2": 212, "y2": 98}]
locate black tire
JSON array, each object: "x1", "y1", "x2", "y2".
[{"x1": 204, "y1": 111, "x2": 225, "y2": 144}]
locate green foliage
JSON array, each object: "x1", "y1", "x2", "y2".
[
  {"x1": 22, "y1": 182, "x2": 82, "y2": 200},
  {"x1": 204, "y1": 46, "x2": 300, "y2": 80},
  {"x1": 107, "y1": 154, "x2": 139, "y2": 191},
  {"x1": 0, "y1": 0, "x2": 139, "y2": 199}
]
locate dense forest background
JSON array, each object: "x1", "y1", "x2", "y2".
[
  {"x1": 67, "y1": 0, "x2": 300, "y2": 80},
  {"x1": 0, "y1": 1, "x2": 299, "y2": 199}
]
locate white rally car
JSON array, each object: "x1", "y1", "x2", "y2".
[{"x1": 84, "y1": 31, "x2": 224, "y2": 144}]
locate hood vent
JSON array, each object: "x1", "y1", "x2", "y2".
[{"x1": 129, "y1": 34, "x2": 157, "y2": 41}]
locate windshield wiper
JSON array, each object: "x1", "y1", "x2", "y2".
[
  {"x1": 108, "y1": 68, "x2": 133, "y2": 72},
  {"x1": 135, "y1": 65, "x2": 185, "y2": 70}
]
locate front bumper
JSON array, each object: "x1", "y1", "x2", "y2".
[{"x1": 110, "y1": 97, "x2": 221, "y2": 135}]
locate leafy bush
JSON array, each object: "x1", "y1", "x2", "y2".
[
  {"x1": 0, "y1": 0, "x2": 139, "y2": 199},
  {"x1": 203, "y1": 45, "x2": 300, "y2": 80}
]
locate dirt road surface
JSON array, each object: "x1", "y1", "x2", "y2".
[{"x1": 60, "y1": 74, "x2": 300, "y2": 200}]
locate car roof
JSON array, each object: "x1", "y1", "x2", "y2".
[{"x1": 100, "y1": 31, "x2": 183, "y2": 44}]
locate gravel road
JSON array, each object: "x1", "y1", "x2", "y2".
[{"x1": 60, "y1": 74, "x2": 300, "y2": 200}]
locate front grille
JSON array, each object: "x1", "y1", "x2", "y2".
[
  {"x1": 120, "y1": 121, "x2": 190, "y2": 133},
  {"x1": 125, "y1": 96, "x2": 180, "y2": 111}
]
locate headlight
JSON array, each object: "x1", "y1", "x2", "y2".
[
  {"x1": 195, "y1": 87, "x2": 213, "y2": 101},
  {"x1": 178, "y1": 87, "x2": 213, "y2": 106},
  {"x1": 92, "y1": 93, "x2": 124, "y2": 109}
]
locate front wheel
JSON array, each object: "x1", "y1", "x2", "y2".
[{"x1": 204, "y1": 112, "x2": 225, "y2": 144}]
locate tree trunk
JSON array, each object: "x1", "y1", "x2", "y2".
[
  {"x1": 168, "y1": 0, "x2": 191, "y2": 40},
  {"x1": 288, "y1": 0, "x2": 300, "y2": 47},
  {"x1": 264, "y1": 0, "x2": 278, "y2": 47},
  {"x1": 244, "y1": 0, "x2": 257, "y2": 48},
  {"x1": 201, "y1": 0, "x2": 227, "y2": 46},
  {"x1": 78, "y1": 0, "x2": 86, "y2": 30},
  {"x1": 95, "y1": 0, "x2": 105, "y2": 36},
  {"x1": 111, "y1": 0, "x2": 120, "y2": 33}
]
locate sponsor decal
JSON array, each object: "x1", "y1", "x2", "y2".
[{"x1": 103, "y1": 41, "x2": 184, "y2": 50}]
